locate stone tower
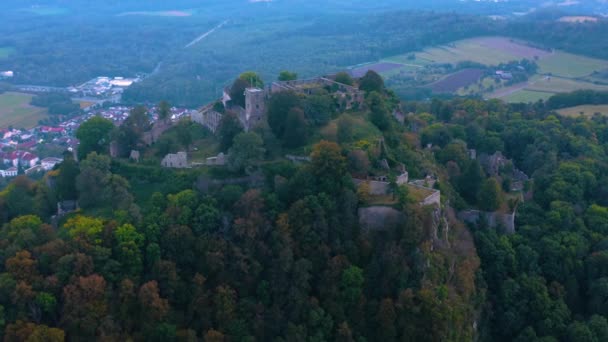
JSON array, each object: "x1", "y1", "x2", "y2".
[{"x1": 244, "y1": 87, "x2": 266, "y2": 131}]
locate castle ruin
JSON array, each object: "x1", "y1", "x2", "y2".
[{"x1": 193, "y1": 75, "x2": 366, "y2": 133}]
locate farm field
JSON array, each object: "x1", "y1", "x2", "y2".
[
  {"x1": 0, "y1": 92, "x2": 48, "y2": 129},
  {"x1": 501, "y1": 89, "x2": 553, "y2": 103},
  {"x1": 360, "y1": 35, "x2": 608, "y2": 102},
  {"x1": 526, "y1": 76, "x2": 608, "y2": 93},
  {"x1": 556, "y1": 105, "x2": 608, "y2": 117},
  {"x1": 537, "y1": 52, "x2": 608, "y2": 78},
  {"x1": 384, "y1": 36, "x2": 550, "y2": 68},
  {"x1": 430, "y1": 69, "x2": 485, "y2": 93}
]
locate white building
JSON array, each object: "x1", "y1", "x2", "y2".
[
  {"x1": 0, "y1": 167, "x2": 18, "y2": 178},
  {"x1": 41, "y1": 157, "x2": 63, "y2": 171}
]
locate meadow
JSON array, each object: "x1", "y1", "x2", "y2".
[
  {"x1": 0, "y1": 92, "x2": 48, "y2": 129},
  {"x1": 556, "y1": 104, "x2": 608, "y2": 117},
  {"x1": 501, "y1": 90, "x2": 553, "y2": 104},
  {"x1": 537, "y1": 52, "x2": 608, "y2": 78}
]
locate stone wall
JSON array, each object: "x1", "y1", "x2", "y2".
[{"x1": 161, "y1": 152, "x2": 189, "y2": 168}]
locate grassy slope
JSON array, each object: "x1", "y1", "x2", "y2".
[
  {"x1": 557, "y1": 104, "x2": 608, "y2": 117},
  {"x1": 538, "y1": 52, "x2": 608, "y2": 78},
  {"x1": 0, "y1": 92, "x2": 48, "y2": 129}
]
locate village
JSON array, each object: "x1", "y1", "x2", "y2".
[{"x1": 0, "y1": 104, "x2": 194, "y2": 178}]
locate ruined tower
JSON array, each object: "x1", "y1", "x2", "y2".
[{"x1": 244, "y1": 87, "x2": 266, "y2": 131}]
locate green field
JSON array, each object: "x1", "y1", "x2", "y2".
[
  {"x1": 0, "y1": 92, "x2": 48, "y2": 129},
  {"x1": 537, "y1": 52, "x2": 608, "y2": 78},
  {"x1": 384, "y1": 36, "x2": 544, "y2": 67},
  {"x1": 556, "y1": 105, "x2": 608, "y2": 117},
  {"x1": 501, "y1": 89, "x2": 553, "y2": 103},
  {"x1": 527, "y1": 76, "x2": 608, "y2": 93}
]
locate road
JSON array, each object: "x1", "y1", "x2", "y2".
[{"x1": 185, "y1": 20, "x2": 229, "y2": 48}]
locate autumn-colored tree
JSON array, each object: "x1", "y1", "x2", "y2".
[
  {"x1": 6, "y1": 250, "x2": 39, "y2": 283},
  {"x1": 204, "y1": 329, "x2": 225, "y2": 342},
  {"x1": 61, "y1": 274, "x2": 107, "y2": 338},
  {"x1": 138, "y1": 281, "x2": 169, "y2": 323},
  {"x1": 310, "y1": 140, "x2": 348, "y2": 195},
  {"x1": 4, "y1": 321, "x2": 65, "y2": 342},
  {"x1": 213, "y1": 285, "x2": 237, "y2": 331}
]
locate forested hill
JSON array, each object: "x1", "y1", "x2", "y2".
[{"x1": 1, "y1": 68, "x2": 608, "y2": 340}]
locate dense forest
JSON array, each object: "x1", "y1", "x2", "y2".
[{"x1": 1, "y1": 65, "x2": 608, "y2": 340}]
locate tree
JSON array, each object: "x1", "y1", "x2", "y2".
[
  {"x1": 283, "y1": 107, "x2": 308, "y2": 148},
  {"x1": 229, "y1": 78, "x2": 249, "y2": 108},
  {"x1": 334, "y1": 72, "x2": 354, "y2": 86},
  {"x1": 63, "y1": 216, "x2": 104, "y2": 243},
  {"x1": 359, "y1": 70, "x2": 384, "y2": 93},
  {"x1": 175, "y1": 119, "x2": 193, "y2": 150},
  {"x1": 278, "y1": 70, "x2": 298, "y2": 81},
  {"x1": 75, "y1": 116, "x2": 114, "y2": 160},
  {"x1": 310, "y1": 140, "x2": 348, "y2": 195},
  {"x1": 158, "y1": 100, "x2": 171, "y2": 122},
  {"x1": 337, "y1": 116, "x2": 355, "y2": 144},
  {"x1": 55, "y1": 154, "x2": 79, "y2": 200},
  {"x1": 368, "y1": 91, "x2": 390, "y2": 131},
  {"x1": 62, "y1": 275, "x2": 107, "y2": 338},
  {"x1": 458, "y1": 160, "x2": 483, "y2": 204},
  {"x1": 115, "y1": 106, "x2": 150, "y2": 156},
  {"x1": 227, "y1": 132, "x2": 265, "y2": 172},
  {"x1": 138, "y1": 281, "x2": 169, "y2": 323},
  {"x1": 478, "y1": 178, "x2": 502, "y2": 211},
  {"x1": 341, "y1": 265, "x2": 364, "y2": 309},
  {"x1": 218, "y1": 113, "x2": 243, "y2": 151},
  {"x1": 267, "y1": 91, "x2": 301, "y2": 138},
  {"x1": 76, "y1": 152, "x2": 111, "y2": 208},
  {"x1": 347, "y1": 150, "x2": 370, "y2": 175},
  {"x1": 4, "y1": 321, "x2": 64, "y2": 342},
  {"x1": 239, "y1": 71, "x2": 263, "y2": 88},
  {"x1": 303, "y1": 94, "x2": 334, "y2": 126}
]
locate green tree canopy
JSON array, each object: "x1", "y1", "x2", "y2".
[
  {"x1": 359, "y1": 70, "x2": 384, "y2": 93},
  {"x1": 228, "y1": 132, "x2": 265, "y2": 172},
  {"x1": 75, "y1": 116, "x2": 114, "y2": 160},
  {"x1": 278, "y1": 70, "x2": 298, "y2": 81}
]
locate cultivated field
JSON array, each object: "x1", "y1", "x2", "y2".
[
  {"x1": 350, "y1": 62, "x2": 405, "y2": 78},
  {"x1": 385, "y1": 36, "x2": 550, "y2": 67},
  {"x1": 537, "y1": 52, "x2": 608, "y2": 78},
  {"x1": 430, "y1": 69, "x2": 485, "y2": 93},
  {"x1": 526, "y1": 76, "x2": 608, "y2": 93},
  {"x1": 0, "y1": 92, "x2": 48, "y2": 129},
  {"x1": 557, "y1": 105, "x2": 608, "y2": 117},
  {"x1": 501, "y1": 90, "x2": 553, "y2": 104}
]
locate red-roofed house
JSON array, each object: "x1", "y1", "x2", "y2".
[{"x1": 20, "y1": 152, "x2": 39, "y2": 168}]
